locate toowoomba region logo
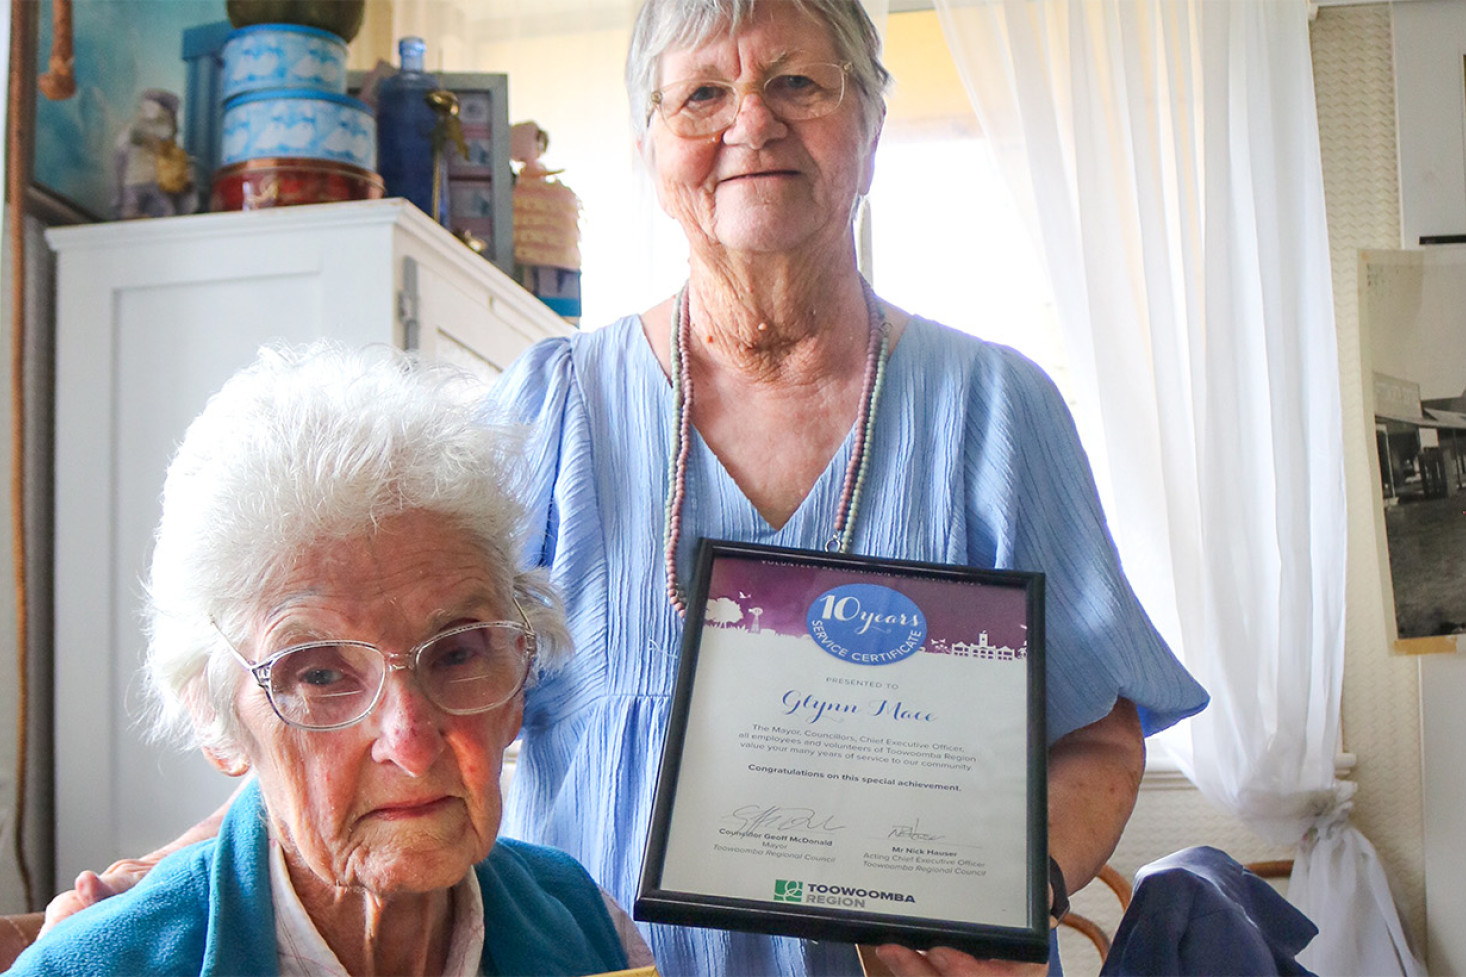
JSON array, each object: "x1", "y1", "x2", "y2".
[
  {"x1": 772, "y1": 879, "x2": 916, "y2": 908},
  {"x1": 773, "y1": 879, "x2": 804, "y2": 903},
  {"x1": 806, "y1": 583, "x2": 927, "y2": 666}
]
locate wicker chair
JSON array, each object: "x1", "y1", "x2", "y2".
[
  {"x1": 0, "y1": 912, "x2": 44, "y2": 971},
  {"x1": 1062, "y1": 863, "x2": 1135, "y2": 959}
]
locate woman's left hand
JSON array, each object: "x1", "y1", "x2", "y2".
[
  {"x1": 873, "y1": 944, "x2": 1048, "y2": 976},
  {"x1": 39, "y1": 862, "x2": 149, "y2": 936}
]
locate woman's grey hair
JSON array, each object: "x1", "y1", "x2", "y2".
[
  {"x1": 626, "y1": 0, "x2": 892, "y2": 142},
  {"x1": 144, "y1": 341, "x2": 569, "y2": 760}
]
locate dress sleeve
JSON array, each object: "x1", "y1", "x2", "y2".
[
  {"x1": 486, "y1": 334, "x2": 610, "y2": 733},
  {"x1": 969, "y1": 348, "x2": 1208, "y2": 742},
  {"x1": 488, "y1": 337, "x2": 577, "y2": 572}
]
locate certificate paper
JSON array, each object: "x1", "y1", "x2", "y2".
[{"x1": 635, "y1": 541, "x2": 1048, "y2": 963}]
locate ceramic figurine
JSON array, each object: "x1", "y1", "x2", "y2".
[
  {"x1": 510, "y1": 121, "x2": 583, "y2": 322},
  {"x1": 114, "y1": 89, "x2": 198, "y2": 219}
]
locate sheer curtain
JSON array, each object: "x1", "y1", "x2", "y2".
[{"x1": 929, "y1": 1, "x2": 1419, "y2": 973}]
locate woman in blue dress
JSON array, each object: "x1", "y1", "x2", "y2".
[
  {"x1": 39, "y1": 2, "x2": 1206, "y2": 974},
  {"x1": 491, "y1": 1, "x2": 1207, "y2": 974}
]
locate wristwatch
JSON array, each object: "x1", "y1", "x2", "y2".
[{"x1": 1048, "y1": 856, "x2": 1069, "y2": 922}]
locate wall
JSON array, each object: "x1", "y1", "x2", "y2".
[
  {"x1": 1314, "y1": 1, "x2": 1428, "y2": 959},
  {"x1": 1394, "y1": 0, "x2": 1466, "y2": 245},
  {"x1": 0, "y1": 0, "x2": 15, "y2": 919},
  {"x1": 1391, "y1": 3, "x2": 1466, "y2": 973},
  {"x1": 0, "y1": 233, "x2": 19, "y2": 917}
]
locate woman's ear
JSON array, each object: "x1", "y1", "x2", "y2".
[
  {"x1": 202, "y1": 744, "x2": 250, "y2": 777},
  {"x1": 502, "y1": 696, "x2": 525, "y2": 750},
  {"x1": 193, "y1": 649, "x2": 253, "y2": 777},
  {"x1": 637, "y1": 135, "x2": 674, "y2": 213}
]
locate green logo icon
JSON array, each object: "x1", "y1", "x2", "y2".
[{"x1": 773, "y1": 880, "x2": 804, "y2": 903}]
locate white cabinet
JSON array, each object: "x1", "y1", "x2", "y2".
[{"x1": 47, "y1": 199, "x2": 570, "y2": 885}]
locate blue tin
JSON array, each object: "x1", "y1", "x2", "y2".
[
  {"x1": 221, "y1": 23, "x2": 348, "y2": 101},
  {"x1": 221, "y1": 89, "x2": 376, "y2": 169}
]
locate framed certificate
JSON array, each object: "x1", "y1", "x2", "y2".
[{"x1": 635, "y1": 540, "x2": 1049, "y2": 963}]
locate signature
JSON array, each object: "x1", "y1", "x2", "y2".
[
  {"x1": 725, "y1": 804, "x2": 847, "y2": 837},
  {"x1": 888, "y1": 819, "x2": 945, "y2": 842}
]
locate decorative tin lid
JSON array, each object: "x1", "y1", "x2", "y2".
[
  {"x1": 224, "y1": 22, "x2": 347, "y2": 45},
  {"x1": 225, "y1": 89, "x2": 372, "y2": 112}
]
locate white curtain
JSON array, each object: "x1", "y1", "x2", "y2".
[{"x1": 929, "y1": 1, "x2": 1420, "y2": 974}]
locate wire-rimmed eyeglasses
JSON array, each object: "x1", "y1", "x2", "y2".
[
  {"x1": 650, "y1": 61, "x2": 852, "y2": 138},
  {"x1": 215, "y1": 599, "x2": 537, "y2": 731}
]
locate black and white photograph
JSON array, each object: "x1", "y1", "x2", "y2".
[{"x1": 1363, "y1": 246, "x2": 1466, "y2": 643}]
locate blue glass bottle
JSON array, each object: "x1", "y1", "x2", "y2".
[{"x1": 375, "y1": 37, "x2": 448, "y2": 223}]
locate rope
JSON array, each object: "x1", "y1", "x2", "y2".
[{"x1": 6, "y1": 0, "x2": 38, "y2": 910}]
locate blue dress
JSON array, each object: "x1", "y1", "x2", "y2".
[{"x1": 493, "y1": 314, "x2": 1208, "y2": 977}]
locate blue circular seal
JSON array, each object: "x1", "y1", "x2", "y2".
[{"x1": 805, "y1": 583, "x2": 927, "y2": 665}]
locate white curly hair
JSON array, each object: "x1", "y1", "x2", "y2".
[{"x1": 143, "y1": 340, "x2": 569, "y2": 760}]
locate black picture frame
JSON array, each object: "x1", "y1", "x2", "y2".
[{"x1": 635, "y1": 540, "x2": 1049, "y2": 963}]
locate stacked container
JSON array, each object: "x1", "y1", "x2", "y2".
[{"x1": 211, "y1": 23, "x2": 382, "y2": 211}]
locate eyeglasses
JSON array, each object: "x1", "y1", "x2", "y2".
[
  {"x1": 217, "y1": 600, "x2": 536, "y2": 731},
  {"x1": 651, "y1": 61, "x2": 852, "y2": 138}
]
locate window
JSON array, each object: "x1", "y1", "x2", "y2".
[
  {"x1": 866, "y1": 134, "x2": 1063, "y2": 378},
  {"x1": 868, "y1": 10, "x2": 1067, "y2": 390}
]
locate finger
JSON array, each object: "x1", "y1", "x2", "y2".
[
  {"x1": 875, "y1": 944, "x2": 941, "y2": 977},
  {"x1": 73, "y1": 870, "x2": 119, "y2": 905},
  {"x1": 917, "y1": 946, "x2": 1050, "y2": 977},
  {"x1": 98, "y1": 861, "x2": 148, "y2": 893},
  {"x1": 38, "y1": 891, "x2": 87, "y2": 937}
]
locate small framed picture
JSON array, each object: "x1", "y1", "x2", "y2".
[{"x1": 438, "y1": 72, "x2": 512, "y2": 276}]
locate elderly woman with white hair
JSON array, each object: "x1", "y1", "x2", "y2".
[{"x1": 10, "y1": 343, "x2": 651, "y2": 977}]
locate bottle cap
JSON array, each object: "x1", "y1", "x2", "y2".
[{"x1": 398, "y1": 36, "x2": 426, "y2": 72}]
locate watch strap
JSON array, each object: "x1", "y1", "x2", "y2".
[{"x1": 1048, "y1": 856, "x2": 1070, "y2": 921}]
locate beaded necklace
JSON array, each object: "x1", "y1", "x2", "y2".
[{"x1": 663, "y1": 279, "x2": 892, "y2": 613}]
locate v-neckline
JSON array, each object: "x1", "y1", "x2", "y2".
[{"x1": 630, "y1": 313, "x2": 864, "y2": 535}]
